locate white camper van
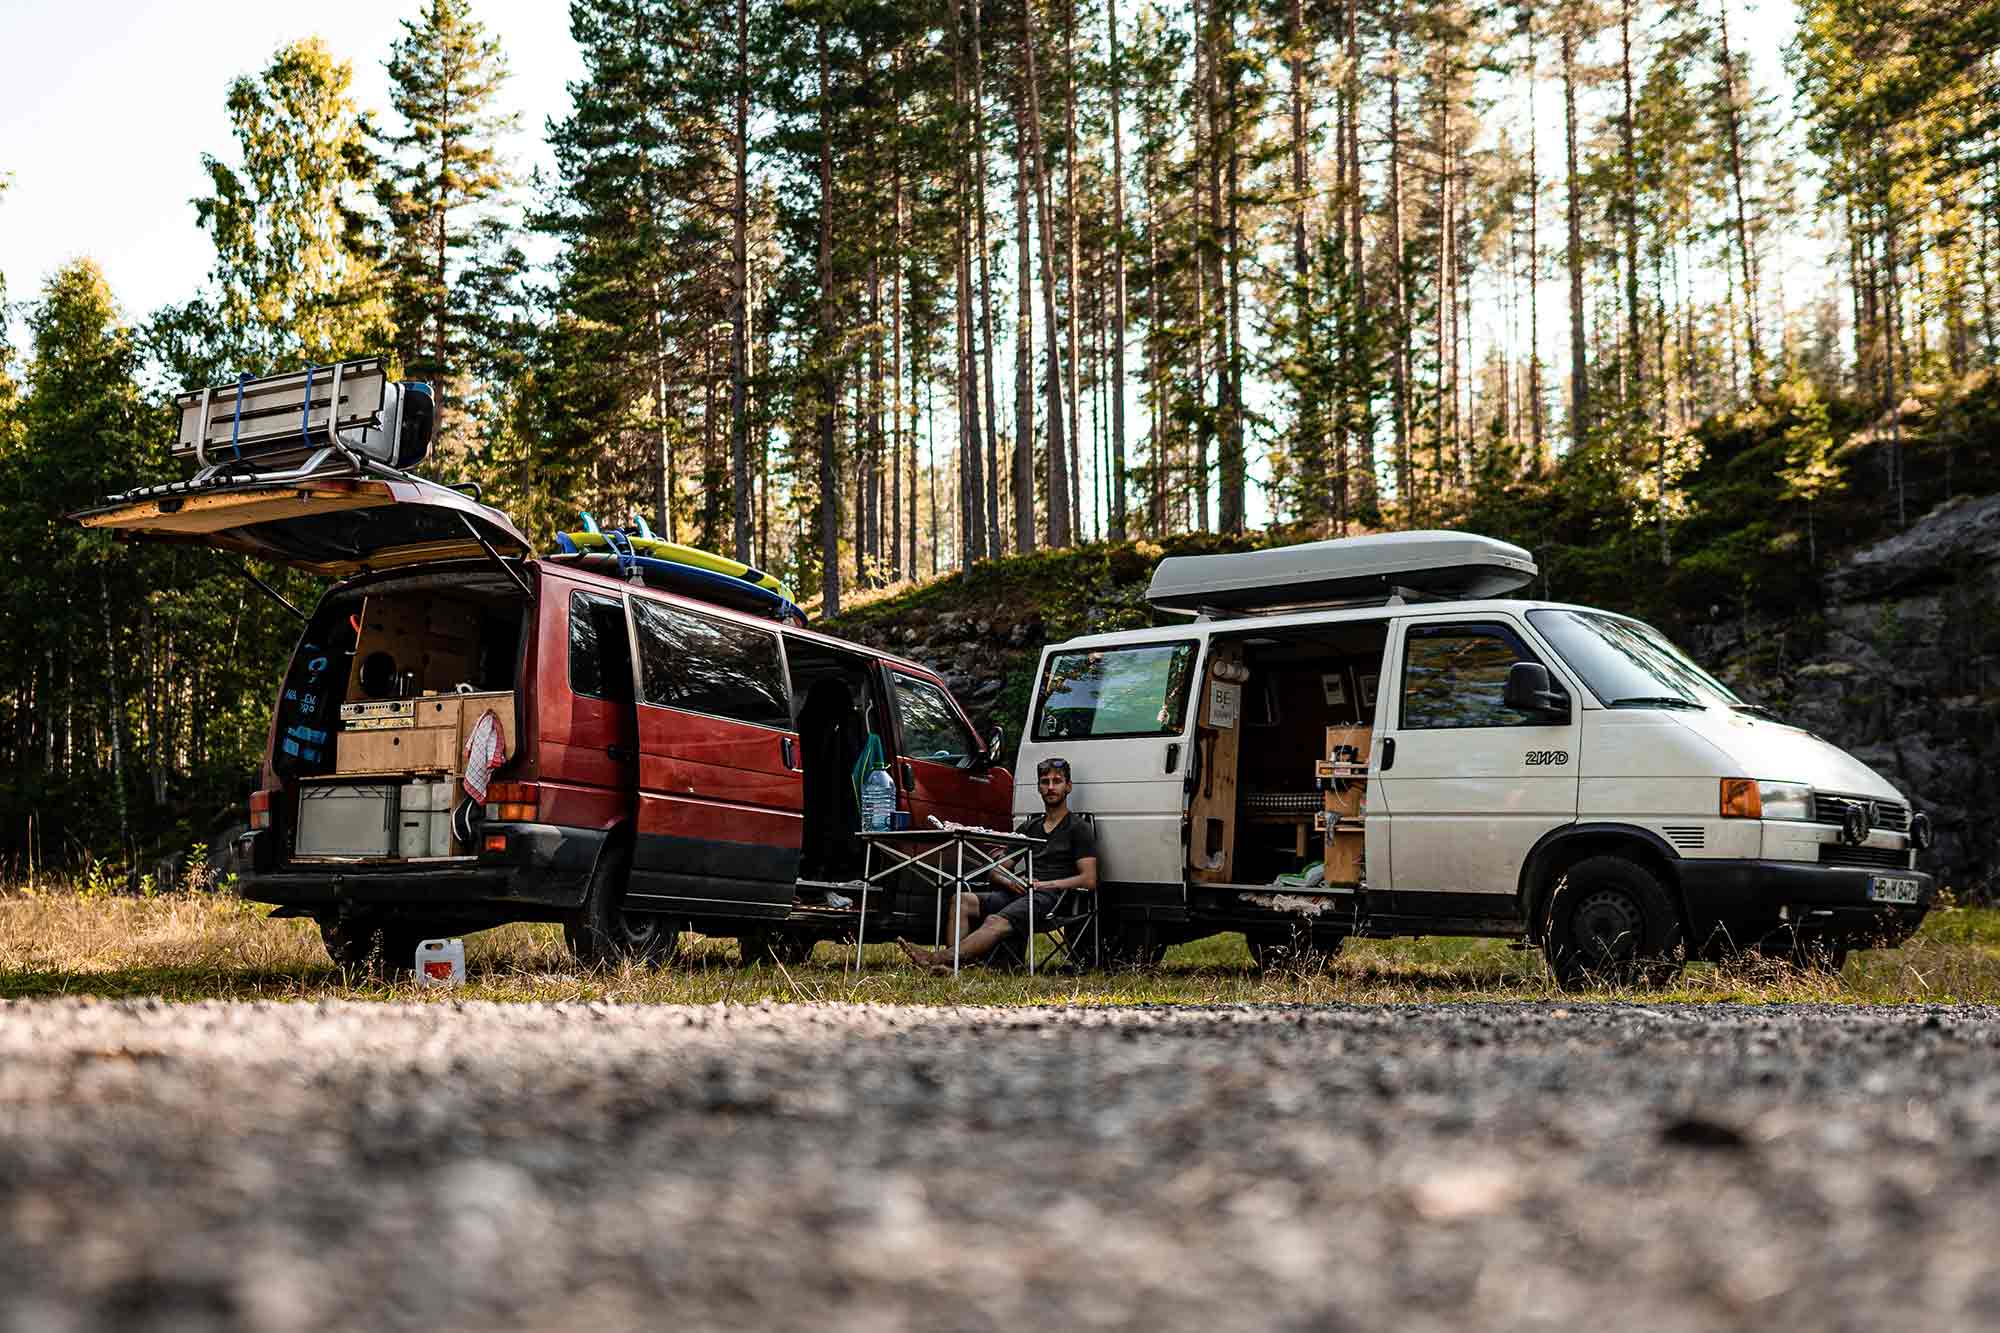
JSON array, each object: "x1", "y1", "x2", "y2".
[{"x1": 1016, "y1": 532, "x2": 1936, "y2": 985}]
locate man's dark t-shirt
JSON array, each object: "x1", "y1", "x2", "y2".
[{"x1": 1015, "y1": 811, "x2": 1097, "y2": 882}]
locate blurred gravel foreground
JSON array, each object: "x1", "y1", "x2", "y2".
[{"x1": 3, "y1": 1001, "x2": 1999, "y2": 1333}]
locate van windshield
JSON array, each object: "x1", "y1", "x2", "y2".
[
  {"x1": 1527, "y1": 609, "x2": 1741, "y2": 709},
  {"x1": 1034, "y1": 641, "x2": 1198, "y2": 740}
]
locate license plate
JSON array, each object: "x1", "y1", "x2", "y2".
[{"x1": 1869, "y1": 875, "x2": 1922, "y2": 904}]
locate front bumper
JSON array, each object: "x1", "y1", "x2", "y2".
[
  {"x1": 228, "y1": 822, "x2": 603, "y2": 921},
  {"x1": 1678, "y1": 857, "x2": 1934, "y2": 952}
]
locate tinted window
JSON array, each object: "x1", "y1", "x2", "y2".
[
  {"x1": 892, "y1": 674, "x2": 979, "y2": 765},
  {"x1": 1401, "y1": 623, "x2": 1556, "y2": 729},
  {"x1": 632, "y1": 598, "x2": 790, "y2": 728},
  {"x1": 568, "y1": 592, "x2": 632, "y2": 702},
  {"x1": 1034, "y1": 642, "x2": 1197, "y2": 740}
]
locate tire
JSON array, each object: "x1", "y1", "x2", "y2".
[
  {"x1": 737, "y1": 928, "x2": 815, "y2": 967},
  {"x1": 563, "y1": 842, "x2": 677, "y2": 968},
  {"x1": 1100, "y1": 926, "x2": 1168, "y2": 970},
  {"x1": 317, "y1": 918, "x2": 427, "y2": 978},
  {"x1": 319, "y1": 915, "x2": 381, "y2": 971},
  {"x1": 1542, "y1": 855, "x2": 1685, "y2": 990},
  {"x1": 1247, "y1": 927, "x2": 1344, "y2": 973}
]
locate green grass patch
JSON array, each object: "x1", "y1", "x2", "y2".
[{"x1": 3, "y1": 889, "x2": 1997, "y2": 1005}]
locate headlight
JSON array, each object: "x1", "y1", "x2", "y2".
[{"x1": 1758, "y1": 781, "x2": 1812, "y2": 821}]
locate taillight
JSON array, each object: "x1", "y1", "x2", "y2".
[
  {"x1": 249, "y1": 788, "x2": 274, "y2": 830},
  {"x1": 1720, "y1": 778, "x2": 1762, "y2": 819},
  {"x1": 486, "y1": 781, "x2": 539, "y2": 823}
]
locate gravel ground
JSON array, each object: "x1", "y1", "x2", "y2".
[{"x1": 3, "y1": 1000, "x2": 1999, "y2": 1333}]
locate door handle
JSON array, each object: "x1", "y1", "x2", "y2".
[
  {"x1": 1379, "y1": 737, "x2": 1396, "y2": 772},
  {"x1": 1165, "y1": 742, "x2": 1180, "y2": 774},
  {"x1": 606, "y1": 743, "x2": 633, "y2": 763},
  {"x1": 901, "y1": 761, "x2": 916, "y2": 791},
  {"x1": 781, "y1": 737, "x2": 797, "y2": 770}
]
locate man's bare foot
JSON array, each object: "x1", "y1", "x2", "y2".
[{"x1": 896, "y1": 938, "x2": 938, "y2": 969}]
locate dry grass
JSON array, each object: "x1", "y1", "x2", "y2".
[{"x1": 4, "y1": 882, "x2": 1997, "y2": 1005}]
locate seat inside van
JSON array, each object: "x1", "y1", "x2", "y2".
[{"x1": 1194, "y1": 622, "x2": 1389, "y2": 887}]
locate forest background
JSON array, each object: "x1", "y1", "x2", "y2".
[{"x1": 1, "y1": 0, "x2": 1996, "y2": 875}]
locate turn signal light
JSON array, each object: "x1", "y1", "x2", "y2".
[
  {"x1": 483, "y1": 833, "x2": 509, "y2": 854},
  {"x1": 1720, "y1": 778, "x2": 1762, "y2": 819},
  {"x1": 485, "y1": 781, "x2": 538, "y2": 823},
  {"x1": 249, "y1": 788, "x2": 274, "y2": 830}
]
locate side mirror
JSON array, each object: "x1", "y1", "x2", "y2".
[
  {"x1": 983, "y1": 723, "x2": 1005, "y2": 764},
  {"x1": 1504, "y1": 661, "x2": 1569, "y2": 720}
]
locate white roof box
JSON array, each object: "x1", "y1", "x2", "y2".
[{"x1": 1147, "y1": 531, "x2": 1536, "y2": 615}]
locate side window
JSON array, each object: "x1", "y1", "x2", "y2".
[
  {"x1": 1400, "y1": 623, "x2": 1556, "y2": 729},
  {"x1": 632, "y1": 598, "x2": 790, "y2": 728},
  {"x1": 568, "y1": 591, "x2": 632, "y2": 703},
  {"x1": 891, "y1": 673, "x2": 979, "y2": 766}
]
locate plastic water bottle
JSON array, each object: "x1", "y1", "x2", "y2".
[{"x1": 861, "y1": 766, "x2": 896, "y2": 832}]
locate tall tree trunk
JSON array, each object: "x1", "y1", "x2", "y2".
[
  {"x1": 1436, "y1": 104, "x2": 1454, "y2": 509},
  {"x1": 1343, "y1": 0, "x2": 1374, "y2": 511},
  {"x1": 731, "y1": 0, "x2": 753, "y2": 562},
  {"x1": 1014, "y1": 106, "x2": 1037, "y2": 555},
  {"x1": 1619, "y1": 0, "x2": 1643, "y2": 409},
  {"x1": 1063, "y1": 0, "x2": 1084, "y2": 541},
  {"x1": 970, "y1": 0, "x2": 1003, "y2": 558},
  {"x1": 816, "y1": 17, "x2": 841, "y2": 616},
  {"x1": 1562, "y1": 9, "x2": 1589, "y2": 450},
  {"x1": 652, "y1": 296, "x2": 675, "y2": 541},
  {"x1": 99, "y1": 570, "x2": 129, "y2": 863},
  {"x1": 891, "y1": 52, "x2": 905, "y2": 581},
  {"x1": 1022, "y1": 0, "x2": 1073, "y2": 546},
  {"x1": 1388, "y1": 5, "x2": 1412, "y2": 514},
  {"x1": 1527, "y1": 4, "x2": 1545, "y2": 466},
  {"x1": 1107, "y1": 0, "x2": 1129, "y2": 541},
  {"x1": 1717, "y1": 0, "x2": 1762, "y2": 383},
  {"x1": 950, "y1": 1, "x2": 987, "y2": 566}
]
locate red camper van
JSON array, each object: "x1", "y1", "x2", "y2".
[{"x1": 75, "y1": 359, "x2": 1013, "y2": 968}]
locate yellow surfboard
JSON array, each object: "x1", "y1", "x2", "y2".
[{"x1": 556, "y1": 529, "x2": 794, "y2": 602}]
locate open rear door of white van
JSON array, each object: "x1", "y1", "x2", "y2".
[
  {"x1": 1017, "y1": 636, "x2": 1203, "y2": 895},
  {"x1": 72, "y1": 474, "x2": 531, "y2": 577}
]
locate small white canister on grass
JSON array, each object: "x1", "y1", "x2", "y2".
[{"x1": 415, "y1": 938, "x2": 466, "y2": 986}]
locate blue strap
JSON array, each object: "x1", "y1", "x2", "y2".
[
  {"x1": 228, "y1": 372, "x2": 251, "y2": 460},
  {"x1": 299, "y1": 364, "x2": 316, "y2": 448}
]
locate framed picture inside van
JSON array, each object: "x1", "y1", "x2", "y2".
[
  {"x1": 1358, "y1": 673, "x2": 1379, "y2": 710},
  {"x1": 1320, "y1": 672, "x2": 1347, "y2": 707}
]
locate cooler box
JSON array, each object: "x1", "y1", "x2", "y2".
[{"x1": 296, "y1": 783, "x2": 397, "y2": 857}]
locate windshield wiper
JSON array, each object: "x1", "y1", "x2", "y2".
[
  {"x1": 1731, "y1": 703, "x2": 1785, "y2": 722},
  {"x1": 1607, "y1": 695, "x2": 1704, "y2": 710}
]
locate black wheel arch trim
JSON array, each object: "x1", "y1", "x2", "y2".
[{"x1": 1517, "y1": 822, "x2": 1687, "y2": 940}]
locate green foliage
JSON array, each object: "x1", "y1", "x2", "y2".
[{"x1": 194, "y1": 38, "x2": 393, "y2": 370}]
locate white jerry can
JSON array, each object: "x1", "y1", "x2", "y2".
[{"x1": 415, "y1": 937, "x2": 466, "y2": 986}]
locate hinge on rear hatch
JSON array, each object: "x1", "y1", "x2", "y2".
[{"x1": 458, "y1": 513, "x2": 535, "y2": 601}]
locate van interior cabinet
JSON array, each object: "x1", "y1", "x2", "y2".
[
  {"x1": 1189, "y1": 644, "x2": 1246, "y2": 882},
  {"x1": 1319, "y1": 725, "x2": 1371, "y2": 887}
]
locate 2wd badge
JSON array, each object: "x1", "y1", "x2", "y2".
[{"x1": 1525, "y1": 750, "x2": 1570, "y2": 766}]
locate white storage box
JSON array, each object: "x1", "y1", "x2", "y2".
[
  {"x1": 401, "y1": 780, "x2": 454, "y2": 812},
  {"x1": 397, "y1": 807, "x2": 453, "y2": 859},
  {"x1": 296, "y1": 783, "x2": 396, "y2": 857}
]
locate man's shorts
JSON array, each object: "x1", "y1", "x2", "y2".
[{"x1": 976, "y1": 888, "x2": 1064, "y2": 933}]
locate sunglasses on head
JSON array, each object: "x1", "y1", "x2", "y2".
[{"x1": 1036, "y1": 759, "x2": 1071, "y2": 777}]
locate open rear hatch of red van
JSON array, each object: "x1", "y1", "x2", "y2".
[{"x1": 72, "y1": 474, "x2": 531, "y2": 578}]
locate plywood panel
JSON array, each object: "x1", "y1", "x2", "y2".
[{"x1": 1189, "y1": 644, "x2": 1246, "y2": 882}]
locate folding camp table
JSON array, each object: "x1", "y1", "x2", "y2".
[{"x1": 855, "y1": 828, "x2": 1040, "y2": 976}]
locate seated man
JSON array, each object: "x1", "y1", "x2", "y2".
[{"x1": 899, "y1": 756, "x2": 1097, "y2": 970}]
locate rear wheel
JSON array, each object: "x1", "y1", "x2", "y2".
[
  {"x1": 564, "y1": 842, "x2": 677, "y2": 968},
  {"x1": 737, "y1": 928, "x2": 816, "y2": 967},
  {"x1": 1247, "y1": 927, "x2": 1344, "y2": 973},
  {"x1": 1542, "y1": 855, "x2": 1685, "y2": 990}
]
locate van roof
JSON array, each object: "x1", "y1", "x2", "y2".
[
  {"x1": 537, "y1": 559, "x2": 943, "y2": 677},
  {"x1": 1041, "y1": 598, "x2": 1634, "y2": 653}
]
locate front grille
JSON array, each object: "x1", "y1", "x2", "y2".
[
  {"x1": 1661, "y1": 826, "x2": 1706, "y2": 851},
  {"x1": 1814, "y1": 793, "x2": 1910, "y2": 833},
  {"x1": 1818, "y1": 843, "x2": 1913, "y2": 870}
]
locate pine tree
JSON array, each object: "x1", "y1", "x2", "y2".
[{"x1": 378, "y1": 0, "x2": 518, "y2": 455}]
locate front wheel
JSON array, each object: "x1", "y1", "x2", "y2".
[
  {"x1": 1542, "y1": 855, "x2": 1685, "y2": 990},
  {"x1": 564, "y1": 842, "x2": 677, "y2": 968}
]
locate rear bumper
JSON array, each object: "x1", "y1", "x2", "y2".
[
  {"x1": 1678, "y1": 857, "x2": 1933, "y2": 951},
  {"x1": 229, "y1": 822, "x2": 602, "y2": 920}
]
